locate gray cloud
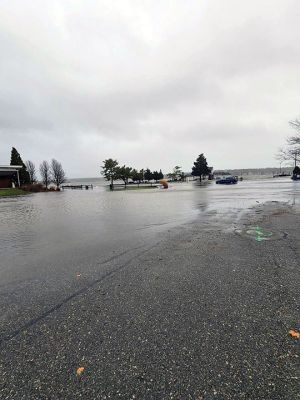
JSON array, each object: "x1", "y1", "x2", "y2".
[{"x1": 1, "y1": 0, "x2": 300, "y2": 177}]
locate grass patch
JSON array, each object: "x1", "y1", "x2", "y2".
[{"x1": 0, "y1": 188, "x2": 28, "y2": 197}]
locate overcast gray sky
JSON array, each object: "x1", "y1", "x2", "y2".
[{"x1": 1, "y1": 0, "x2": 300, "y2": 177}]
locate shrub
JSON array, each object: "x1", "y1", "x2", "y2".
[{"x1": 21, "y1": 183, "x2": 46, "y2": 192}]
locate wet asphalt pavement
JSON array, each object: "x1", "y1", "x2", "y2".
[{"x1": 0, "y1": 203, "x2": 299, "y2": 399}]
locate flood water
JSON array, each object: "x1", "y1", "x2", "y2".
[
  {"x1": 0, "y1": 178, "x2": 299, "y2": 285},
  {"x1": 0, "y1": 177, "x2": 299, "y2": 340}
]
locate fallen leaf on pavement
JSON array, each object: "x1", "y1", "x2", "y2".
[
  {"x1": 288, "y1": 330, "x2": 300, "y2": 339},
  {"x1": 76, "y1": 367, "x2": 85, "y2": 376}
]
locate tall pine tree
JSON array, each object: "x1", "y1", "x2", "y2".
[
  {"x1": 158, "y1": 169, "x2": 164, "y2": 179},
  {"x1": 10, "y1": 147, "x2": 30, "y2": 185},
  {"x1": 191, "y1": 153, "x2": 210, "y2": 182}
]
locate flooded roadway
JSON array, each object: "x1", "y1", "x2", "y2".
[
  {"x1": 1, "y1": 176, "x2": 299, "y2": 339},
  {"x1": 0, "y1": 178, "x2": 299, "y2": 281},
  {"x1": 0, "y1": 177, "x2": 299, "y2": 399},
  {"x1": 1, "y1": 177, "x2": 299, "y2": 257}
]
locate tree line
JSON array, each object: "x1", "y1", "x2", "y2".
[
  {"x1": 10, "y1": 147, "x2": 66, "y2": 189},
  {"x1": 10, "y1": 148, "x2": 212, "y2": 191},
  {"x1": 101, "y1": 159, "x2": 164, "y2": 186},
  {"x1": 101, "y1": 154, "x2": 212, "y2": 185}
]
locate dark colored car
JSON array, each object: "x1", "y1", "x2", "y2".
[{"x1": 216, "y1": 176, "x2": 238, "y2": 184}]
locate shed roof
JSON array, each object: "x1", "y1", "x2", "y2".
[{"x1": 0, "y1": 165, "x2": 22, "y2": 172}]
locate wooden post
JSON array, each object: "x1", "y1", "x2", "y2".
[{"x1": 16, "y1": 170, "x2": 20, "y2": 187}]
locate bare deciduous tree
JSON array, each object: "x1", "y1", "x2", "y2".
[
  {"x1": 39, "y1": 161, "x2": 51, "y2": 189},
  {"x1": 51, "y1": 159, "x2": 66, "y2": 188},
  {"x1": 277, "y1": 119, "x2": 300, "y2": 167},
  {"x1": 25, "y1": 160, "x2": 37, "y2": 183},
  {"x1": 289, "y1": 119, "x2": 300, "y2": 131},
  {"x1": 288, "y1": 119, "x2": 300, "y2": 146},
  {"x1": 277, "y1": 147, "x2": 300, "y2": 167}
]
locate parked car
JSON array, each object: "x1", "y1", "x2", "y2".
[
  {"x1": 291, "y1": 174, "x2": 300, "y2": 181},
  {"x1": 216, "y1": 176, "x2": 238, "y2": 184}
]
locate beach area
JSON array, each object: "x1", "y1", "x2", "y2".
[{"x1": 0, "y1": 180, "x2": 299, "y2": 399}]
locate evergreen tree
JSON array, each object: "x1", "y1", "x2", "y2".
[
  {"x1": 191, "y1": 154, "x2": 210, "y2": 182},
  {"x1": 10, "y1": 147, "x2": 30, "y2": 185},
  {"x1": 152, "y1": 171, "x2": 159, "y2": 182},
  {"x1": 144, "y1": 168, "x2": 153, "y2": 181},
  {"x1": 131, "y1": 169, "x2": 143, "y2": 183},
  {"x1": 158, "y1": 169, "x2": 164, "y2": 180},
  {"x1": 139, "y1": 169, "x2": 144, "y2": 182},
  {"x1": 293, "y1": 165, "x2": 300, "y2": 176},
  {"x1": 131, "y1": 169, "x2": 139, "y2": 182}
]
